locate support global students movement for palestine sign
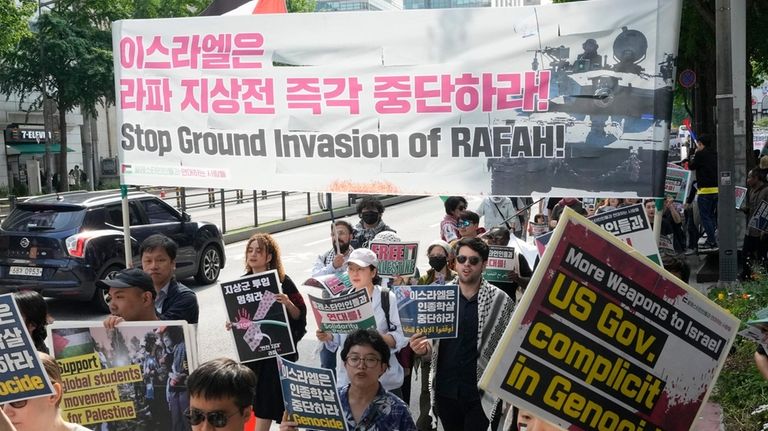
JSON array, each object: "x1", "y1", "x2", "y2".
[{"x1": 113, "y1": 0, "x2": 682, "y2": 197}]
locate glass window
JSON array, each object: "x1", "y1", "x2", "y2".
[
  {"x1": 1, "y1": 206, "x2": 85, "y2": 232},
  {"x1": 141, "y1": 199, "x2": 180, "y2": 224}
]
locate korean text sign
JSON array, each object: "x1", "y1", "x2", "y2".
[
  {"x1": 482, "y1": 246, "x2": 519, "y2": 283},
  {"x1": 277, "y1": 357, "x2": 347, "y2": 431},
  {"x1": 393, "y1": 284, "x2": 459, "y2": 339},
  {"x1": 48, "y1": 321, "x2": 195, "y2": 428},
  {"x1": 113, "y1": 0, "x2": 682, "y2": 197},
  {"x1": 0, "y1": 294, "x2": 54, "y2": 405},
  {"x1": 369, "y1": 241, "x2": 418, "y2": 277},
  {"x1": 748, "y1": 201, "x2": 768, "y2": 232},
  {"x1": 480, "y1": 208, "x2": 738, "y2": 431},
  {"x1": 221, "y1": 270, "x2": 296, "y2": 363},
  {"x1": 536, "y1": 203, "x2": 660, "y2": 264},
  {"x1": 309, "y1": 289, "x2": 376, "y2": 334},
  {"x1": 664, "y1": 165, "x2": 691, "y2": 204}
]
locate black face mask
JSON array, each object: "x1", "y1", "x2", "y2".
[
  {"x1": 361, "y1": 211, "x2": 380, "y2": 225},
  {"x1": 428, "y1": 256, "x2": 447, "y2": 272}
]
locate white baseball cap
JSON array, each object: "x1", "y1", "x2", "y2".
[{"x1": 348, "y1": 248, "x2": 378, "y2": 268}]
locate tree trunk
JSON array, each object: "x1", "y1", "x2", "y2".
[{"x1": 57, "y1": 108, "x2": 68, "y2": 192}]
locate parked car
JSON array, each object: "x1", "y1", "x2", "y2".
[{"x1": 0, "y1": 190, "x2": 225, "y2": 311}]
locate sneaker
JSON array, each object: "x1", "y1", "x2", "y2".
[
  {"x1": 701, "y1": 242, "x2": 718, "y2": 252},
  {"x1": 684, "y1": 248, "x2": 696, "y2": 256}
]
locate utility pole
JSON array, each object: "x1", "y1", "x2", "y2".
[{"x1": 716, "y1": 0, "x2": 737, "y2": 285}]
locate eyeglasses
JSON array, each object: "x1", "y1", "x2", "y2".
[
  {"x1": 456, "y1": 255, "x2": 482, "y2": 266},
  {"x1": 1, "y1": 400, "x2": 28, "y2": 409},
  {"x1": 345, "y1": 356, "x2": 382, "y2": 368},
  {"x1": 457, "y1": 220, "x2": 474, "y2": 228},
  {"x1": 184, "y1": 408, "x2": 240, "y2": 428}
]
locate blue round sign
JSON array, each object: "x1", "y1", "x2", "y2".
[{"x1": 679, "y1": 69, "x2": 696, "y2": 88}]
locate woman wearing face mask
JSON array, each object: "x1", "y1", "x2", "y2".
[
  {"x1": 0, "y1": 352, "x2": 90, "y2": 431},
  {"x1": 351, "y1": 196, "x2": 396, "y2": 249},
  {"x1": 411, "y1": 240, "x2": 456, "y2": 431}
]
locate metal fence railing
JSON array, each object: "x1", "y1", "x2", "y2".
[{"x1": 0, "y1": 188, "x2": 357, "y2": 234}]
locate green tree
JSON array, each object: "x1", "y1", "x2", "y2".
[
  {"x1": 0, "y1": 0, "x2": 35, "y2": 57},
  {"x1": 287, "y1": 0, "x2": 316, "y2": 13},
  {"x1": 0, "y1": 0, "x2": 207, "y2": 192}
]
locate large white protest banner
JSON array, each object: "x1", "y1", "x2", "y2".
[{"x1": 113, "y1": 0, "x2": 682, "y2": 197}]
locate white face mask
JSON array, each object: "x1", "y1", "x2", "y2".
[{"x1": 490, "y1": 197, "x2": 504, "y2": 204}]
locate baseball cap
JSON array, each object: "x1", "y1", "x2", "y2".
[
  {"x1": 347, "y1": 248, "x2": 378, "y2": 268},
  {"x1": 96, "y1": 268, "x2": 156, "y2": 297}
]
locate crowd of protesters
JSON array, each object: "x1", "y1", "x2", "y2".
[{"x1": 16, "y1": 131, "x2": 768, "y2": 431}]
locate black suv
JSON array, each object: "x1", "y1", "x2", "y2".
[{"x1": 0, "y1": 190, "x2": 225, "y2": 311}]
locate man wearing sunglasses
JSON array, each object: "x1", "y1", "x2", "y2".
[
  {"x1": 186, "y1": 358, "x2": 257, "y2": 431},
  {"x1": 409, "y1": 237, "x2": 515, "y2": 431}
]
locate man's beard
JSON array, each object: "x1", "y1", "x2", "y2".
[{"x1": 338, "y1": 242, "x2": 350, "y2": 254}]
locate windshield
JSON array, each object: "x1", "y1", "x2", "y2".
[{"x1": 1, "y1": 206, "x2": 85, "y2": 232}]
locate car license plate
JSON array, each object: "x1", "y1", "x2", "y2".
[{"x1": 9, "y1": 266, "x2": 43, "y2": 277}]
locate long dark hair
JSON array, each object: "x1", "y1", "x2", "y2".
[{"x1": 14, "y1": 291, "x2": 49, "y2": 353}]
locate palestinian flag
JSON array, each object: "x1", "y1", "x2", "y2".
[
  {"x1": 52, "y1": 328, "x2": 96, "y2": 358},
  {"x1": 200, "y1": 0, "x2": 287, "y2": 15}
]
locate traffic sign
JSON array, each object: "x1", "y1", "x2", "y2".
[{"x1": 679, "y1": 69, "x2": 696, "y2": 88}]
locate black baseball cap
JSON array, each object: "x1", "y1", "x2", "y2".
[{"x1": 96, "y1": 268, "x2": 156, "y2": 297}]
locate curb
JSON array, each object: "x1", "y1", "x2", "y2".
[{"x1": 222, "y1": 195, "x2": 425, "y2": 244}]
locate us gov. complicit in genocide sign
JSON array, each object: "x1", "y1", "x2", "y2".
[
  {"x1": 113, "y1": 0, "x2": 682, "y2": 197},
  {"x1": 480, "y1": 208, "x2": 738, "y2": 431}
]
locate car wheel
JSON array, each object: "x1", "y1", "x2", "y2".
[
  {"x1": 92, "y1": 264, "x2": 123, "y2": 313},
  {"x1": 195, "y1": 244, "x2": 221, "y2": 284}
]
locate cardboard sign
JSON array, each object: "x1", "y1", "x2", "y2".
[
  {"x1": 303, "y1": 273, "x2": 353, "y2": 297},
  {"x1": 0, "y1": 294, "x2": 55, "y2": 405},
  {"x1": 309, "y1": 289, "x2": 376, "y2": 334},
  {"x1": 480, "y1": 208, "x2": 739, "y2": 431},
  {"x1": 536, "y1": 203, "x2": 661, "y2": 264},
  {"x1": 48, "y1": 321, "x2": 195, "y2": 429},
  {"x1": 482, "y1": 246, "x2": 519, "y2": 283},
  {"x1": 664, "y1": 165, "x2": 692, "y2": 204},
  {"x1": 393, "y1": 284, "x2": 459, "y2": 339},
  {"x1": 748, "y1": 200, "x2": 768, "y2": 232},
  {"x1": 735, "y1": 186, "x2": 747, "y2": 209},
  {"x1": 369, "y1": 241, "x2": 419, "y2": 277},
  {"x1": 221, "y1": 270, "x2": 296, "y2": 363},
  {"x1": 278, "y1": 357, "x2": 347, "y2": 431}
]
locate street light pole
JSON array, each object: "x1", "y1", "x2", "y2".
[{"x1": 38, "y1": 0, "x2": 54, "y2": 194}]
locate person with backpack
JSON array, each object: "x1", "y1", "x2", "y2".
[{"x1": 316, "y1": 248, "x2": 407, "y2": 398}]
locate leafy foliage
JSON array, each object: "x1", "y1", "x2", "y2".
[{"x1": 0, "y1": 0, "x2": 35, "y2": 57}]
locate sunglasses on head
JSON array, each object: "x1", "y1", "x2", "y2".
[
  {"x1": 457, "y1": 220, "x2": 474, "y2": 228},
  {"x1": 185, "y1": 408, "x2": 239, "y2": 428},
  {"x1": 1, "y1": 400, "x2": 28, "y2": 409},
  {"x1": 456, "y1": 255, "x2": 482, "y2": 265}
]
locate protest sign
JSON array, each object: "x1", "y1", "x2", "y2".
[
  {"x1": 0, "y1": 294, "x2": 54, "y2": 405},
  {"x1": 735, "y1": 186, "x2": 747, "y2": 209},
  {"x1": 48, "y1": 321, "x2": 195, "y2": 429},
  {"x1": 482, "y1": 246, "x2": 520, "y2": 283},
  {"x1": 479, "y1": 208, "x2": 739, "y2": 431},
  {"x1": 113, "y1": 0, "x2": 682, "y2": 197},
  {"x1": 277, "y1": 357, "x2": 347, "y2": 431},
  {"x1": 536, "y1": 203, "x2": 660, "y2": 264},
  {"x1": 303, "y1": 273, "x2": 353, "y2": 297},
  {"x1": 369, "y1": 241, "x2": 418, "y2": 276},
  {"x1": 738, "y1": 307, "x2": 768, "y2": 352},
  {"x1": 309, "y1": 289, "x2": 376, "y2": 334},
  {"x1": 748, "y1": 200, "x2": 768, "y2": 233},
  {"x1": 221, "y1": 270, "x2": 296, "y2": 363},
  {"x1": 664, "y1": 165, "x2": 691, "y2": 204},
  {"x1": 393, "y1": 284, "x2": 459, "y2": 339}
]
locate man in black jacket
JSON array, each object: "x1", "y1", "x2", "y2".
[
  {"x1": 689, "y1": 134, "x2": 719, "y2": 251},
  {"x1": 141, "y1": 234, "x2": 200, "y2": 324}
]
